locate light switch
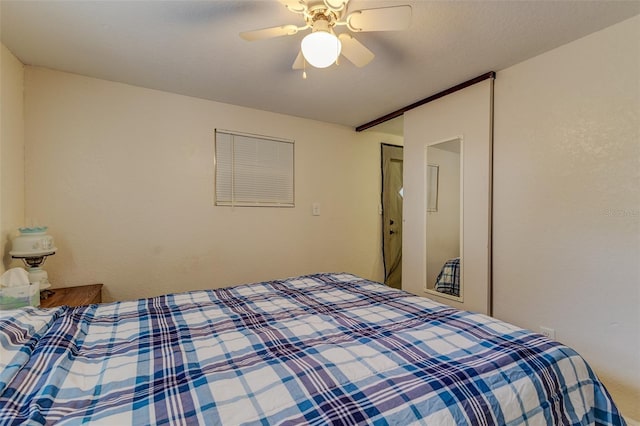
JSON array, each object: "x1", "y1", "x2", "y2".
[{"x1": 312, "y1": 202, "x2": 321, "y2": 216}]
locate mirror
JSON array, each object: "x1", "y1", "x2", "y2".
[{"x1": 425, "y1": 137, "x2": 462, "y2": 301}]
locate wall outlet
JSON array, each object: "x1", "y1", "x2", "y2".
[
  {"x1": 312, "y1": 202, "x2": 321, "y2": 216},
  {"x1": 540, "y1": 326, "x2": 556, "y2": 339}
]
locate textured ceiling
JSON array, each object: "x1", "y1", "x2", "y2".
[{"x1": 1, "y1": 1, "x2": 638, "y2": 131}]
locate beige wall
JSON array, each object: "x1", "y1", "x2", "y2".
[
  {"x1": 493, "y1": 15, "x2": 640, "y2": 420},
  {"x1": 23, "y1": 67, "x2": 400, "y2": 302},
  {"x1": 0, "y1": 44, "x2": 25, "y2": 272}
]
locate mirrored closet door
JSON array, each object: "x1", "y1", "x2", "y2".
[{"x1": 402, "y1": 78, "x2": 493, "y2": 315}]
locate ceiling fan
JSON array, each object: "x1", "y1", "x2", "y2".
[{"x1": 240, "y1": 0, "x2": 412, "y2": 73}]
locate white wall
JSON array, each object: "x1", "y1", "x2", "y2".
[
  {"x1": 23, "y1": 67, "x2": 401, "y2": 302},
  {"x1": 493, "y1": 15, "x2": 639, "y2": 420},
  {"x1": 0, "y1": 44, "x2": 25, "y2": 273}
]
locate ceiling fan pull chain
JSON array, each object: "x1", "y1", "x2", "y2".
[{"x1": 303, "y1": 58, "x2": 307, "y2": 79}]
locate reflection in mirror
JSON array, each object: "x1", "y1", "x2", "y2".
[{"x1": 425, "y1": 137, "x2": 462, "y2": 301}]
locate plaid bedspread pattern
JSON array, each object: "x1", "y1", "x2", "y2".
[
  {"x1": 0, "y1": 273, "x2": 624, "y2": 425},
  {"x1": 434, "y1": 257, "x2": 461, "y2": 296}
]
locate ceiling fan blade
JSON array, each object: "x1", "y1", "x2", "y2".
[
  {"x1": 338, "y1": 33, "x2": 374, "y2": 67},
  {"x1": 240, "y1": 25, "x2": 299, "y2": 41},
  {"x1": 324, "y1": 0, "x2": 347, "y2": 12},
  {"x1": 292, "y1": 51, "x2": 305, "y2": 70},
  {"x1": 279, "y1": 0, "x2": 306, "y2": 14},
  {"x1": 346, "y1": 5, "x2": 412, "y2": 32}
]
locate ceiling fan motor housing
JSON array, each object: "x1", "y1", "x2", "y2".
[
  {"x1": 305, "y1": 5, "x2": 340, "y2": 32},
  {"x1": 310, "y1": 16, "x2": 331, "y2": 33}
]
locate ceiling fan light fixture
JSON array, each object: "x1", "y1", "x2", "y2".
[{"x1": 301, "y1": 20, "x2": 341, "y2": 68}]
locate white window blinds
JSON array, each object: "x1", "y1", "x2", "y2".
[{"x1": 215, "y1": 130, "x2": 294, "y2": 207}]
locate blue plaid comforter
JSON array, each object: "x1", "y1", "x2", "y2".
[
  {"x1": 434, "y1": 257, "x2": 461, "y2": 297},
  {"x1": 0, "y1": 273, "x2": 624, "y2": 425}
]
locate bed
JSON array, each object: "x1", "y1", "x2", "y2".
[
  {"x1": 434, "y1": 257, "x2": 460, "y2": 297},
  {"x1": 0, "y1": 273, "x2": 624, "y2": 425}
]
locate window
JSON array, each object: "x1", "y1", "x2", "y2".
[{"x1": 215, "y1": 130, "x2": 294, "y2": 207}]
